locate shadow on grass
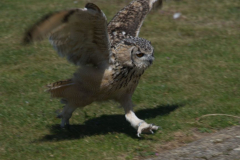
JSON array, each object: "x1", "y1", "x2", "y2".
[{"x1": 39, "y1": 104, "x2": 183, "y2": 141}]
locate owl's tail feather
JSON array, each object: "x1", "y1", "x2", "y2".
[{"x1": 46, "y1": 79, "x2": 74, "y2": 98}]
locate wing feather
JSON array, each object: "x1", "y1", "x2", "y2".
[
  {"x1": 23, "y1": 3, "x2": 110, "y2": 67},
  {"x1": 108, "y1": 0, "x2": 162, "y2": 46}
]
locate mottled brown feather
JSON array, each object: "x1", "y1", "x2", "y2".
[
  {"x1": 108, "y1": 0, "x2": 162, "y2": 46},
  {"x1": 23, "y1": 4, "x2": 110, "y2": 67},
  {"x1": 85, "y1": 3, "x2": 101, "y2": 13},
  {"x1": 46, "y1": 79, "x2": 74, "y2": 98},
  {"x1": 23, "y1": 10, "x2": 70, "y2": 43}
]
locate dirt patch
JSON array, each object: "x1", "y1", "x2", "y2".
[
  {"x1": 147, "y1": 125, "x2": 240, "y2": 160},
  {"x1": 151, "y1": 129, "x2": 214, "y2": 154}
]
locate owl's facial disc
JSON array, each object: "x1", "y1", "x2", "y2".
[{"x1": 131, "y1": 47, "x2": 154, "y2": 68}]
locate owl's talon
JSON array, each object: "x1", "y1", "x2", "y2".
[
  {"x1": 150, "y1": 129, "x2": 154, "y2": 134},
  {"x1": 60, "y1": 124, "x2": 65, "y2": 128},
  {"x1": 137, "y1": 133, "x2": 141, "y2": 137},
  {"x1": 137, "y1": 121, "x2": 159, "y2": 137}
]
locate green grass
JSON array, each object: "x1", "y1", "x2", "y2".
[{"x1": 1, "y1": 0, "x2": 240, "y2": 159}]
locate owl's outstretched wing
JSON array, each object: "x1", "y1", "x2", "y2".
[
  {"x1": 108, "y1": 0, "x2": 162, "y2": 46},
  {"x1": 23, "y1": 3, "x2": 110, "y2": 67}
]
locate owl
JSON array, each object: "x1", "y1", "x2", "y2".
[{"x1": 23, "y1": 0, "x2": 162, "y2": 137}]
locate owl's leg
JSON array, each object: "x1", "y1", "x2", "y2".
[
  {"x1": 125, "y1": 110, "x2": 159, "y2": 137},
  {"x1": 57, "y1": 104, "x2": 77, "y2": 128},
  {"x1": 122, "y1": 98, "x2": 158, "y2": 137}
]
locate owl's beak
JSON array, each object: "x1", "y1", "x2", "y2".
[
  {"x1": 149, "y1": 57, "x2": 154, "y2": 65},
  {"x1": 149, "y1": 59, "x2": 153, "y2": 64}
]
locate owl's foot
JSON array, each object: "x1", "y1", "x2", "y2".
[
  {"x1": 60, "y1": 118, "x2": 70, "y2": 128},
  {"x1": 57, "y1": 114, "x2": 70, "y2": 128},
  {"x1": 137, "y1": 121, "x2": 159, "y2": 137}
]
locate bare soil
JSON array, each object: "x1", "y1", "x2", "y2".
[{"x1": 147, "y1": 126, "x2": 240, "y2": 160}]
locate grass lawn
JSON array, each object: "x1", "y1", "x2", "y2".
[{"x1": 0, "y1": 0, "x2": 240, "y2": 159}]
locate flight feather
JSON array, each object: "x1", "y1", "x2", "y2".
[
  {"x1": 23, "y1": 3, "x2": 110, "y2": 67},
  {"x1": 108, "y1": 0, "x2": 162, "y2": 46}
]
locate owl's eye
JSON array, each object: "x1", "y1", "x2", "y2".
[{"x1": 136, "y1": 53, "x2": 144, "y2": 58}]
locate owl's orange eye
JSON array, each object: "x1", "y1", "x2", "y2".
[{"x1": 136, "y1": 53, "x2": 144, "y2": 58}]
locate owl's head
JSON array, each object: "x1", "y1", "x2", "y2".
[{"x1": 113, "y1": 37, "x2": 154, "y2": 69}]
